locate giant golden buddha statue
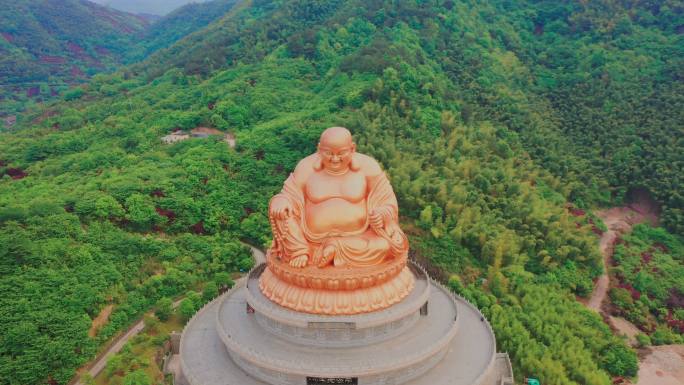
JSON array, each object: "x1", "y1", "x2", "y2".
[{"x1": 259, "y1": 127, "x2": 415, "y2": 315}]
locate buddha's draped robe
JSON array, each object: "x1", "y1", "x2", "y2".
[{"x1": 269, "y1": 172, "x2": 408, "y2": 267}]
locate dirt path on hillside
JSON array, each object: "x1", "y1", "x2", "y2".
[
  {"x1": 88, "y1": 304, "x2": 114, "y2": 338},
  {"x1": 73, "y1": 297, "x2": 185, "y2": 385},
  {"x1": 72, "y1": 244, "x2": 265, "y2": 385},
  {"x1": 581, "y1": 203, "x2": 684, "y2": 384},
  {"x1": 585, "y1": 205, "x2": 657, "y2": 313},
  {"x1": 164, "y1": 245, "x2": 265, "y2": 382}
]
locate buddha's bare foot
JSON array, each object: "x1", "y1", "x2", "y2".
[
  {"x1": 289, "y1": 255, "x2": 309, "y2": 268},
  {"x1": 317, "y1": 245, "x2": 336, "y2": 268}
]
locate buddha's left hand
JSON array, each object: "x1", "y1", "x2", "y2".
[
  {"x1": 370, "y1": 210, "x2": 383, "y2": 230},
  {"x1": 370, "y1": 206, "x2": 392, "y2": 231}
]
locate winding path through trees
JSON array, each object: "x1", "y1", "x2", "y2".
[
  {"x1": 72, "y1": 244, "x2": 265, "y2": 385},
  {"x1": 583, "y1": 205, "x2": 683, "y2": 385},
  {"x1": 585, "y1": 206, "x2": 651, "y2": 312}
]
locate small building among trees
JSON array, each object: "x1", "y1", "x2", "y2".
[
  {"x1": 161, "y1": 129, "x2": 190, "y2": 144},
  {"x1": 162, "y1": 127, "x2": 235, "y2": 148},
  {"x1": 2, "y1": 115, "x2": 16, "y2": 128}
]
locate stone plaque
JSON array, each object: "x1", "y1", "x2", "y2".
[
  {"x1": 308, "y1": 322, "x2": 356, "y2": 329},
  {"x1": 306, "y1": 377, "x2": 358, "y2": 384}
]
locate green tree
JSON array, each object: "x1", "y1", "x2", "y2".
[
  {"x1": 178, "y1": 298, "x2": 196, "y2": 322},
  {"x1": 240, "y1": 213, "x2": 271, "y2": 247},
  {"x1": 418, "y1": 206, "x2": 434, "y2": 231},
  {"x1": 600, "y1": 344, "x2": 638, "y2": 377},
  {"x1": 214, "y1": 272, "x2": 234, "y2": 290},
  {"x1": 122, "y1": 369, "x2": 151, "y2": 385},
  {"x1": 125, "y1": 193, "x2": 163, "y2": 230},
  {"x1": 63, "y1": 88, "x2": 84, "y2": 101},
  {"x1": 202, "y1": 281, "x2": 219, "y2": 302},
  {"x1": 95, "y1": 195, "x2": 125, "y2": 220},
  {"x1": 155, "y1": 297, "x2": 173, "y2": 322},
  {"x1": 186, "y1": 290, "x2": 201, "y2": 309}
]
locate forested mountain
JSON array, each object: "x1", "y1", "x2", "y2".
[
  {"x1": 0, "y1": 1, "x2": 681, "y2": 384},
  {"x1": 0, "y1": 0, "x2": 240, "y2": 119},
  {"x1": 0, "y1": 0, "x2": 149, "y2": 115},
  {"x1": 489, "y1": 0, "x2": 684, "y2": 234},
  {"x1": 132, "y1": 0, "x2": 684, "y2": 234},
  {"x1": 128, "y1": 0, "x2": 240, "y2": 62}
]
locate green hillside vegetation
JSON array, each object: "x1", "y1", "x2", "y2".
[
  {"x1": 131, "y1": 0, "x2": 683, "y2": 233},
  {"x1": 609, "y1": 224, "x2": 683, "y2": 344},
  {"x1": 127, "y1": 0, "x2": 240, "y2": 62},
  {"x1": 1, "y1": 0, "x2": 681, "y2": 384},
  {"x1": 486, "y1": 0, "x2": 684, "y2": 234},
  {"x1": 0, "y1": 0, "x2": 148, "y2": 116},
  {"x1": 460, "y1": 279, "x2": 639, "y2": 383}
]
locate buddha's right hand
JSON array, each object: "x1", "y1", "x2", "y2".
[{"x1": 270, "y1": 196, "x2": 293, "y2": 220}]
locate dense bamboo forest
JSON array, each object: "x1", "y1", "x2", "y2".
[{"x1": 0, "y1": 1, "x2": 681, "y2": 384}]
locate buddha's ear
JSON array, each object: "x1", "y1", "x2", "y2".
[{"x1": 313, "y1": 154, "x2": 323, "y2": 171}]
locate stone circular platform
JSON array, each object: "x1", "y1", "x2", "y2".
[{"x1": 179, "y1": 263, "x2": 513, "y2": 385}]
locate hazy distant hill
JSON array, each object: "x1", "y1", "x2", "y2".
[
  {"x1": 91, "y1": 0, "x2": 211, "y2": 16},
  {"x1": 129, "y1": 0, "x2": 240, "y2": 61},
  {"x1": 0, "y1": 0, "x2": 240, "y2": 117},
  {"x1": 0, "y1": 0, "x2": 148, "y2": 114}
]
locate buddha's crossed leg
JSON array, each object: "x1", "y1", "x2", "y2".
[
  {"x1": 271, "y1": 216, "x2": 390, "y2": 268},
  {"x1": 315, "y1": 230, "x2": 390, "y2": 268}
]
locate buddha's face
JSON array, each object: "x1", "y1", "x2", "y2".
[{"x1": 318, "y1": 128, "x2": 355, "y2": 173}]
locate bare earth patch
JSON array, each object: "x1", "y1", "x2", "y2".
[
  {"x1": 610, "y1": 316, "x2": 641, "y2": 346},
  {"x1": 627, "y1": 345, "x2": 684, "y2": 385},
  {"x1": 89, "y1": 304, "x2": 114, "y2": 338}
]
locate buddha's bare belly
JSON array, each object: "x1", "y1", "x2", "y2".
[{"x1": 305, "y1": 198, "x2": 367, "y2": 235}]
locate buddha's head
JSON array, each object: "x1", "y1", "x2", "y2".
[{"x1": 316, "y1": 126, "x2": 357, "y2": 173}]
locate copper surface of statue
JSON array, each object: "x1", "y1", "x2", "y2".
[{"x1": 260, "y1": 127, "x2": 414, "y2": 315}]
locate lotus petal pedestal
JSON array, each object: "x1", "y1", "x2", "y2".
[{"x1": 259, "y1": 251, "x2": 415, "y2": 315}]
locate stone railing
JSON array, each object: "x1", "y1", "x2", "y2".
[
  {"x1": 248, "y1": 262, "x2": 267, "y2": 279},
  {"x1": 410, "y1": 258, "x2": 494, "y2": 332},
  {"x1": 215, "y1": 311, "x2": 458, "y2": 376},
  {"x1": 410, "y1": 258, "x2": 502, "y2": 385},
  {"x1": 497, "y1": 353, "x2": 515, "y2": 385},
  {"x1": 180, "y1": 259, "x2": 265, "y2": 385}
]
